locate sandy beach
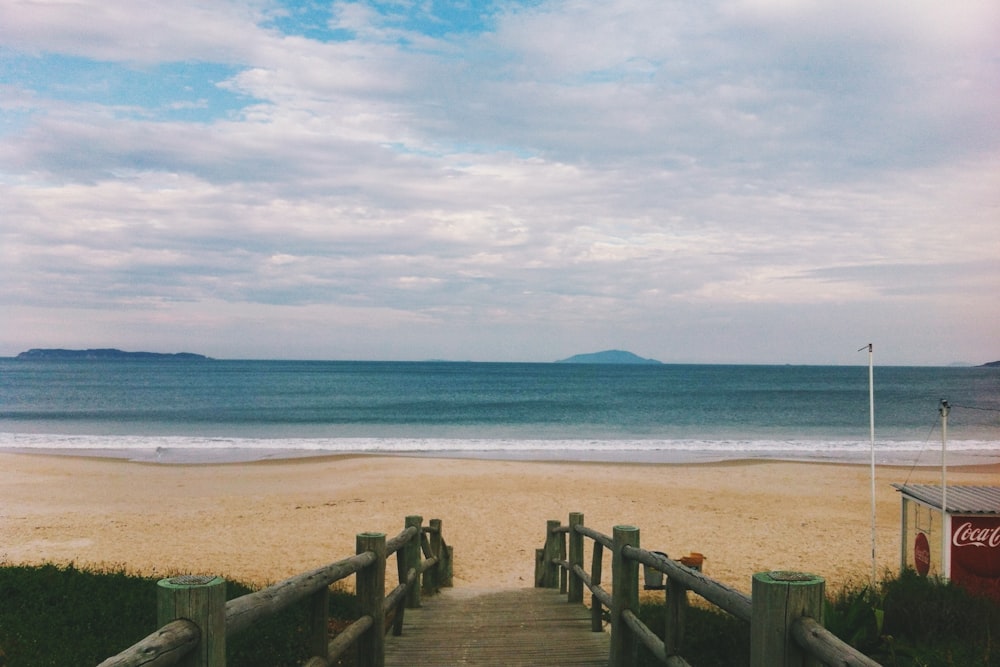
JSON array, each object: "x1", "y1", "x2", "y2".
[{"x1": 2, "y1": 452, "x2": 997, "y2": 595}]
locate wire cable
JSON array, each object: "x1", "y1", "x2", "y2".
[
  {"x1": 949, "y1": 403, "x2": 1000, "y2": 413},
  {"x1": 900, "y1": 417, "x2": 943, "y2": 488}
]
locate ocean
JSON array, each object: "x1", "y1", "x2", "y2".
[{"x1": 0, "y1": 359, "x2": 997, "y2": 465}]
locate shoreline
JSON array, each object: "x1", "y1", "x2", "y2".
[
  {"x1": 6, "y1": 446, "x2": 1000, "y2": 473},
  {"x1": 3, "y1": 444, "x2": 998, "y2": 468},
  {"x1": 2, "y1": 452, "x2": 997, "y2": 594}
]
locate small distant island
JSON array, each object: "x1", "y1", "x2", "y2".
[
  {"x1": 15, "y1": 348, "x2": 212, "y2": 361},
  {"x1": 981, "y1": 360, "x2": 1000, "y2": 368},
  {"x1": 555, "y1": 349, "x2": 663, "y2": 365}
]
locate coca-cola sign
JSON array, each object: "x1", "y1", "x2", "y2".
[
  {"x1": 914, "y1": 532, "x2": 930, "y2": 576},
  {"x1": 951, "y1": 517, "x2": 1000, "y2": 579},
  {"x1": 953, "y1": 522, "x2": 1000, "y2": 549}
]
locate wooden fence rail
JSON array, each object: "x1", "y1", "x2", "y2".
[
  {"x1": 96, "y1": 515, "x2": 452, "y2": 667},
  {"x1": 537, "y1": 512, "x2": 881, "y2": 667}
]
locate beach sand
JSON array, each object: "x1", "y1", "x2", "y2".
[{"x1": 2, "y1": 452, "x2": 997, "y2": 595}]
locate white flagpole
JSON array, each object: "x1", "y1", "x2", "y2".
[
  {"x1": 859, "y1": 343, "x2": 876, "y2": 585},
  {"x1": 940, "y1": 399, "x2": 950, "y2": 579}
]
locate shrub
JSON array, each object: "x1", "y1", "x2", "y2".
[
  {"x1": 876, "y1": 568, "x2": 999, "y2": 666},
  {"x1": 633, "y1": 570, "x2": 999, "y2": 666},
  {"x1": 639, "y1": 599, "x2": 750, "y2": 666},
  {"x1": 0, "y1": 563, "x2": 357, "y2": 667}
]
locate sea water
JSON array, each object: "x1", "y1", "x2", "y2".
[{"x1": 0, "y1": 359, "x2": 997, "y2": 465}]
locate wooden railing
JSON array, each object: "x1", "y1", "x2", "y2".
[
  {"x1": 536, "y1": 512, "x2": 881, "y2": 667},
  {"x1": 97, "y1": 515, "x2": 452, "y2": 667}
]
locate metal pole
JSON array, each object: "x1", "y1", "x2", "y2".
[
  {"x1": 940, "y1": 399, "x2": 950, "y2": 579},
  {"x1": 867, "y1": 344, "x2": 876, "y2": 586},
  {"x1": 858, "y1": 343, "x2": 876, "y2": 586}
]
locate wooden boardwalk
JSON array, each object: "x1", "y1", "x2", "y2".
[{"x1": 384, "y1": 588, "x2": 610, "y2": 667}]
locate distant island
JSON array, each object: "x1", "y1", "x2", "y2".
[
  {"x1": 15, "y1": 348, "x2": 212, "y2": 361},
  {"x1": 981, "y1": 360, "x2": 1000, "y2": 368},
  {"x1": 555, "y1": 349, "x2": 663, "y2": 365}
]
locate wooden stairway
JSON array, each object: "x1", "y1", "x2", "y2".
[{"x1": 384, "y1": 588, "x2": 610, "y2": 666}]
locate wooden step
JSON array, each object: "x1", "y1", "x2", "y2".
[{"x1": 384, "y1": 588, "x2": 609, "y2": 666}]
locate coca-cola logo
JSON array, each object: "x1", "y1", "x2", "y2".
[
  {"x1": 953, "y1": 522, "x2": 1000, "y2": 549},
  {"x1": 951, "y1": 518, "x2": 1000, "y2": 579},
  {"x1": 914, "y1": 532, "x2": 930, "y2": 576}
]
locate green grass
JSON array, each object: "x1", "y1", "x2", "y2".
[{"x1": 0, "y1": 563, "x2": 357, "y2": 667}]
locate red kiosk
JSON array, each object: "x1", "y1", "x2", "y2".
[{"x1": 894, "y1": 483, "x2": 1000, "y2": 602}]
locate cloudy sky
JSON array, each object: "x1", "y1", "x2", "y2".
[{"x1": 1, "y1": 1, "x2": 998, "y2": 364}]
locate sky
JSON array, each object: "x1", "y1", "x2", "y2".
[{"x1": 1, "y1": 1, "x2": 998, "y2": 365}]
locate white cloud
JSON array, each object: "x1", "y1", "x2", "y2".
[
  {"x1": 0, "y1": 0, "x2": 998, "y2": 363},
  {"x1": 0, "y1": 0, "x2": 270, "y2": 63}
]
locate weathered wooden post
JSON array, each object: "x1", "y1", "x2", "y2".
[
  {"x1": 308, "y1": 582, "x2": 330, "y2": 661},
  {"x1": 543, "y1": 519, "x2": 562, "y2": 588},
  {"x1": 356, "y1": 532, "x2": 386, "y2": 667},
  {"x1": 590, "y1": 540, "x2": 605, "y2": 632},
  {"x1": 664, "y1": 572, "x2": 688, "y2": 657},
  {"x1": 404, "y1": 515, "x2": 423, "y2": 609},
  {"x1": 750, "y1": 571, "x2": 825, "y2": 667},
  {"x1": 428, "y1": 518, "x2": 444, "y2": 592},
  {"x1": 156, "y1": 575, "x2": 226, "y2": 667},
  {"x1": 609, "y1": 525, "x2": 640, "y2": 667},
  {"x1": 430, "y1": 519, "x2": 448, "y2": 592},
  {"x1": 558, "y1": 526, "x2": 568, "y2": 594},
  {"x1": 568, "y1": 512, "x2": 584, "y2": 603},
  {"x1": 442, "y1": 544, "x2": 454, "y2": 587},
  {"x1": 389, "y1": 516, "x2": 421, "y2": 637},
  {"x1": 420, "y1": 529, "x2": 434, "y2": 594}
]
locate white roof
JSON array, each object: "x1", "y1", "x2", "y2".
[{"x1": 892, "y1": 484, "x2": 1000, "y2": 515}]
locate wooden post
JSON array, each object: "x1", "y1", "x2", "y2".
[
  {"x1": 443, "y1": 545, "x2": 454, "y2": 587},
  {"x1": 404, "y1": 515, "x2": 422, "y2": 609},
  {"x1": 609, "y1": 525, "x2": 640, "y2": 667},
  {"x1": 568, "y1": 512, "x2": 584, "y2": 603},
  {"x1": 543, "y1": 519, "x2": 561, "y2": 588},
  {"x1": 535, "y1": 548, "x2": 546, "y2": 587},
  {"x1": 308, "y1": 585, "x2": 330, "y2": 661},
  {"x1": 664, "y1": 575, "x2": 688, "y2": 657},
  {"x1": 156, "y1": 575, "x2": 226, "y2": 667},
  {"x1": 390, "y1": 516, "x2": 420, "y2": 637},
  {"x1": 591, "y1": 541, "x2": 604, "y2": 632},
  {"x1": 356, "y1": 533, "x2": 386, "y2": 667},
  {"x1": 559, "y1": 528, "x2": 568, "y2": 594},
  {"x1": 750, "y1": 571, "x2": 825, "y2": 667},
  {"x1": 419, "y1": 531, "x2": 433, "y2": 595},
  {"x1": 428, "y1": 518, "x2": 443, "y2": 593}
]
